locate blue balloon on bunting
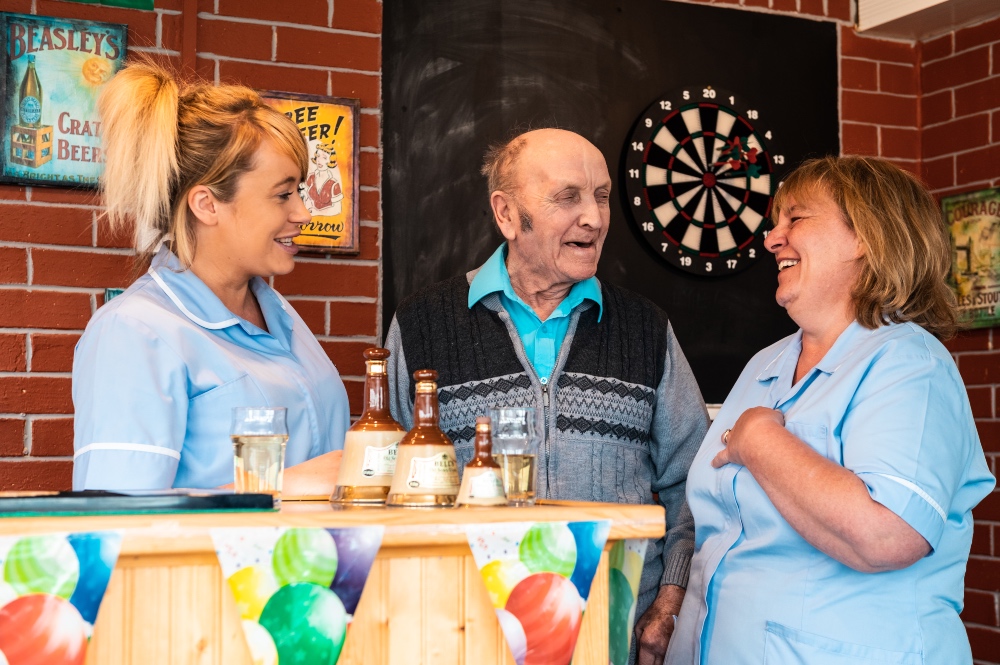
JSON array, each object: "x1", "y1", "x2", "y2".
[
  {"x1": 568, "y1": 521, "x2": 610, "y2": 601},
  {"x1": 67, "y1": 531, "x2": 122, "y2": 624},
  {"x1": 328, "y1": 527, "x2": 383, "y2": 615}
]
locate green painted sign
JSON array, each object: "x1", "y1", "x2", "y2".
[{"x1": 62, "y1": 0, "x2": 154, "y2": 8}]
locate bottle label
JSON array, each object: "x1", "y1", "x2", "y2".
[
  {"x1": 406, "y1": 452, "x2": 459, "y2": 489},
  {"x1": 361, "y1": 442, "x2": 397, "y2": 477},
  {"x1": 469, "y1": 470, "x2": 505, "y2": 499},
  {"x1": 20, "y1": 97, "x2": 40, "y2": 125}
]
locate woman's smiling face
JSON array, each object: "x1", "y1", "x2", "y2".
[
  {"x1": 213, "y1": 139, "x2": 311, "y2": 281},
  {"x1": 765, "y1": 188, "x2": 863, "y2": 327}
]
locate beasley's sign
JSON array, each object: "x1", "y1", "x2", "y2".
[
  {"x1": 944, "y1": 187, "x2": 1000, "y2": 329},
  {"x1": 0, "y1": 12, "x2": 126, "y2": 187}
]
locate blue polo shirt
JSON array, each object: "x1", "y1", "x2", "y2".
[
  {"x1": 72, "y1": 245, "x2": 350, "y2": 490},
  {"x1": 468, "y1": 244, "x2": 602, "y2": 382}
]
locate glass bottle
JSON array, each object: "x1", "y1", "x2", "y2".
[
  {"x1": 19, "y1": 55, "x2": 42, "y2": 128},
  {"x1": 455, "y1": 416, "x2": 506, "y2": 507},
  {"x1": 385, "y1": 369, "x2": 460, "y2": 507},
  {"x1": 331, "y1": 348, "x2": 405, "y2": 504}
]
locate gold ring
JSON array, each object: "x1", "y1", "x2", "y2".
[{"x1": 723, "y1": 429, "x2": 732, "y2": 445}]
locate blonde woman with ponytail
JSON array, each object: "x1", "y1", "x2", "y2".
[{"x1": 72, "y1": 61, "x2": 350, "y2": 491}]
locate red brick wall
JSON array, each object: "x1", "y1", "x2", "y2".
[
  {"x1": 920, "y1": 17, "x2": 1000, "y2": 664},
  {"x1": 0, "y1": 0, "x2": 382, "y2": 490}
]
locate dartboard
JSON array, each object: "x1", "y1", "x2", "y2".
[{"x1": 622, "y1": 85, "x2": 785, "y2": 276}]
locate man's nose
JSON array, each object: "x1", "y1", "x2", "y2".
[{"x1": 579, "y1": 197, "x2": 604, "y2": 227}]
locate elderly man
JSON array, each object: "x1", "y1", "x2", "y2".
[{"x1": 385, "y1": 128, "x2": 708, "y2": 664}]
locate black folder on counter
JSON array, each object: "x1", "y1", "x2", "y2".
[{"x1": 0, "y1": 489, "x2": 276, "y2": 516}]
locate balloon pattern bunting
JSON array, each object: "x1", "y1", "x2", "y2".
[
  {"x1": 466, "y1": 521, "x2": 611, "y2": 665},
  {"x1": 211, "y1": 526, "x2": 383, "y2": 665},
  {"x1": 608, "y1": 538, "x2": 648, "y2": 665},
  {"x1": 0, "y1": 530, "x2": 123, "y2": 665}
]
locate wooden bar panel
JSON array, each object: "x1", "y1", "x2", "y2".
[
  {"x1": 340, "y1": 557, "x2": 389, "y2": 664},
  {"x1": 386, "y1": 557, "x2": 422, "y2": 663},
  {"x1": 573, "y1": 550, "x2": 610, "y2": 665},
  {"x1": 35, "y1": 501, "x2": 663, "y2": 665}
]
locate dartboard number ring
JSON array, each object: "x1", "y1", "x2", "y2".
[{"x1": 623, "y1": 86, "x2": 782, "y2": 276}]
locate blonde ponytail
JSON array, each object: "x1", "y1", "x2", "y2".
[
  {"x1": 98, "y1": 60, "x2": 180, "y2": 255},
  {"x1": 98, "y1": 59, "x2": 308, "y2": 266}
]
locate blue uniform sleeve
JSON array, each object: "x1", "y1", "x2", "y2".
[
  {"x1": 72, "y1": 312, "x2": 189, "y2": 490},
  {"x1": 841, "y1": 350, "x2": 977, "y2": 551}
]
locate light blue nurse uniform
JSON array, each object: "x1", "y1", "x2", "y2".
[
  {"x1": 72, "y1": 245, "x2": 350, "y2": 490},
  {"x1": 666, "y1": 321, "x2": 995, "y2": 665}
]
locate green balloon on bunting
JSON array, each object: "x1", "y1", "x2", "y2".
[
  {"x1": 3, "y1": 535, "x2": 79, "y2": 599},
  {"x1": 518, "y1": 523, "x2": 577, "y2": 577},
  {"x1": 609, "y1": 568, "x2": 635, "y2": 665},
  {"x1": 259, "y1": 582, "x2": 347, "y2": 664},
  {"x1": 272, "y1": 528, "x2": 339, "y2": 588}
]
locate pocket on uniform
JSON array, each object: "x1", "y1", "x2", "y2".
[
  {"x1": 784, "y1": 421, "x2": 837, "y2": 461},
  {"x1": 763, "y1": 621, "x2": 922, "y2": 665}
]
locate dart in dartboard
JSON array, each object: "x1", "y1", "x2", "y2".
[{"x1": 622, "y1": 85, "x2": 787, "y2": 277}]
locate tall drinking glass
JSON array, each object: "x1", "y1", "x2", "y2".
[
  {"x1": 489, "y1": 407, "x2": 539, "y2": 506},
  {"x1": 231, "y1": 407, "x2": 288, "y2": 501}
]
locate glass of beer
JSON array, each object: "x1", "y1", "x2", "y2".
[
  {"x1": 232, "y1": 407, "x2": 288, "y2": 502},
  {"x1": 489, "y1": 407, "x2": 539, "y2": 506}
]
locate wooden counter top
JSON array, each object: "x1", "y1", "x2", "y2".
[{"x1": 0, "y1": 499, "x2": 665, "y2": 558}]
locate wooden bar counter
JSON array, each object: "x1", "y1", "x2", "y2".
[{"x1": 0, "y1": 500, "x2": 665, "y2": 665}]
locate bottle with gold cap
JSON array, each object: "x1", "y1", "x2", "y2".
[
  {"x1": 385, "y1": 369, "x2": 460, "y2": 507},
  {"x1": 455, "y1": 416, "x2": 507, "y2": 507},
  {"x1": 19, "y1": 55, "x2": 43, "y2": 128},
  {"x1": 331, "y1": 348, "x2": 405, "y2": 504}
]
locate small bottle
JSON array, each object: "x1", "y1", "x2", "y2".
[
  {"x1": 385, "y1": 369, "x2": 460, "y2": 508},
  {"x1": 19, "y1": 55, "x2": 42, "y2": 128},
  {"x1": 331, "y1": 348, "x2": 405, "y2": 505},
  {"x1": 455, "y1": 416, "x2": 506, "y2": 507}
]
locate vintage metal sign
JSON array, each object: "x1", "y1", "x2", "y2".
[
  {"x1": 0, "y1": 12, "x2": 127, "y2": 187},
  {"x1": 944, "y1": 187, "x2": 1000, "y2": 329},
  {"x1": 263, "y1": 92, "x2": 361, "y2": 255}
]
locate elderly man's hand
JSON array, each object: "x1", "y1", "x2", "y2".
[{"x1": 635, "y1": 584, "x2": 685, "y2": 665}]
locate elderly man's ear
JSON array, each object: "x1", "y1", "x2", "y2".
[{"x1": 490, "y1": 190, "x2": 519, "y2": 241}]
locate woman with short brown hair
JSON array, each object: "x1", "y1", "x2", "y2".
[{"x1": 666, "y1": 156, "x2": 994, "y2": 665}]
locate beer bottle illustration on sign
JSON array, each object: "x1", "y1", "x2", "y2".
[
  {"x1": 455, "y1": 416, "x2": 506, "y2": 507},
  {"x1": 19, "y1": 55, "x2": 43, "y2": 128},
  {"x1": 330, "y1": 348, "x2": 405, "y2": 504},
  {"x1": 386, "y1": 369, "x2": 460, "y2": 507},
  {"x1": 10, "y1": 53, "x2": 52, "y2": 169}
]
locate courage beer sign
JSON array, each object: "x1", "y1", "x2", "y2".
[
  {"x1": 0, "y1": 13, "x2": 126, "y2": 187},
  {"x1": 944, "y1": 187, "x2": 1000, "y2": 329}
]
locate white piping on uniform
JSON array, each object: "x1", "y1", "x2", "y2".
[
  {"x1": 756, "y1": 348, "x2": 787, "y2": 381},
  {"x1": 867, "y1": 472, "x2": 947, "y2": 522},
  {"x1": 74, "y1": 442, "x2": 182, "y2": 461},
  {"x1": 149, "y1": 269, "x2": 239, "y2": 330}
]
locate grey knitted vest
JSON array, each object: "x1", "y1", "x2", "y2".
[{"x1": 394, "y1": 275, "x2": 669, "y2": 447}]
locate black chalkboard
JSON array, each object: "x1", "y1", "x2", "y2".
[{"x1": 383, "y1": 0, "x2": 839, "y2": 402}]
